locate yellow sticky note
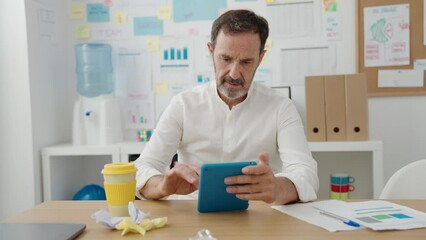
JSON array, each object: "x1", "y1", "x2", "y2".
[
  {"x1": 157, "y1": 5, "x2": 172, "y2": 20},
  {"x1": 154, "y1": 81, "x2": 169, "y2": 96},
  {"x1": 261, "y1": 38, "x2": 272, "y2": 65},
  {"x1": 76, "y1": 25, "x2": 90, "y2": 40},
  {"x1": 261, "y1": 51, "x2": 270, "y2": 65},
  {"x1": 265, "y1": 38, "x2": 272, "y2": 50},
  {"x1": 114, "y1": 11, "x2": 128, "y2": 25},
  {"x1": 264, "y1": 0, "x2": 275, "y2": 3},
  {"x1": 146, "y1": 37, "x2": 160, "y2": 52},
  {"x1": 70, "y1": 5, "x2": 84, "y2": 20}
]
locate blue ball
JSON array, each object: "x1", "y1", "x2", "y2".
[{"x1": 72, "y1": 184, "x2": 106, "y2": 200}]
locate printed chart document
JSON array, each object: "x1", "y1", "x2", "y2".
[
  {"x1": 272, "y1": 200, "x2": 362, "y2": 232},
  {"x1": 320, "y1": 200, "x2": 426, "y2": 231},
  {"x1": 363, "y1": 4, "x2": 410, "y2": 67},
  {"x1": 272, "y1": 200, "x2": 426, "y2": 232}
]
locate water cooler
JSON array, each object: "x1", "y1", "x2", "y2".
[{"x1": 72, "y1": 43, "x2": 123, "y2": 145}]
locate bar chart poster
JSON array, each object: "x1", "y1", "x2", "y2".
[
  {"x1": 160, "y1": 38, "x2": 192, "y2": 71},
  {"x1": 125, "y1": 95, "x2": 155, "y2": 129}
]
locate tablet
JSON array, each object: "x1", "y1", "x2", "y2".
[{"x1": 197, "y1": 161, "x2": 257, "y2": 213}]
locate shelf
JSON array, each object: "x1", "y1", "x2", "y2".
[
  {"x1": 41, "y1": 140, "x2": 383, "y2": 201},
  {"x1": 308, "y1": 140, "x2": 382, "y2": 152}
]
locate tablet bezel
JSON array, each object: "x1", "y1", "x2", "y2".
[{"x1": 197, "y1": 161, "x2": 257, "y2": 213}]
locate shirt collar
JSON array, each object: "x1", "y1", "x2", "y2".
[{"x1": 211, "y1": 81, "x2": 257, "y2": 110}]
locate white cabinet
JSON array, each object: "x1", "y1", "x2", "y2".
[
  {"x1": 309, "y1": 141, "x2": 383, "y2": 199},
  {"x1": 41, "y1": 140, "x2": 382, "y2": 201},
  {"x1": 41, "y1": 142, "x2": 146, "y2": 201}
]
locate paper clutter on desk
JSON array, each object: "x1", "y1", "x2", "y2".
[{"x1": 91, "y1": 202, "x2": 168, "y2": 236}]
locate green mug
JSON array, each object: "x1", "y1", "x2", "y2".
[{"x1": 330, "y1": 191, "x2": 349, "y2": 199}]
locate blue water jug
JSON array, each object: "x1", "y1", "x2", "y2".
[{"x1": 75, "y1": 43, "x2": 114, "y2": 97}]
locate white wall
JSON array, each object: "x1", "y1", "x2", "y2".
[
  {"x1": 0, "y1": 1, "x2": 74, "y2": 220},
  {"x1": 0, "y1": 1, "x2": 34, "y2": 220},
  {"x1": 369, "y1": 96, "x2": 426, "y2": 181}
]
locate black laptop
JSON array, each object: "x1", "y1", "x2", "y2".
[{"x1": 0, "y1": 223, "x2": 86, "y2": 240}]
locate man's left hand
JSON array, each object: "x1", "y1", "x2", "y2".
[{"x1": 224, "y1": 152, "x2": 299, "y2": 204}]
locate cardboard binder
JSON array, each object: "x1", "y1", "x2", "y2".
[
  {"x1": 305, "y1": 76, "x2": 326, "y2": 141},
  {"x1": 324, "y1": 75, "x2": 346, "y2": 141},
  {"x1": 345, "y1": 73, "x2": 369, "y2": 140}
]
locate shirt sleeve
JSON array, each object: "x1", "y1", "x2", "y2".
[
  {"x1": 134, "y1": 96, "x2": 183, "y2": 199},
  {"x1": 275, "y1": 100, "x2": 319, "y2": 202}
]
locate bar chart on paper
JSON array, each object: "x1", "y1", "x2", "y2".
[
  {"x1": 126, "y1": 98, "x2": 154, "y2": 129},
  {"x1": 161, "y1": 46, "x2": 189, "y2": 68},
  {"x1": 160, "y1": 39, "x2": 191, "y2": 69},
  {"x1": 321, "y1": 200, "x2": 426, "y2": 231}
]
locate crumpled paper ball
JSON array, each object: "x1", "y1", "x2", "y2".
[{"x1": 91, "y1": 202, "x2": 168, "y2": 236}]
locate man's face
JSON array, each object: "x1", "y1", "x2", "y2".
[{"x1": 208, "y1": 30, "x2": 265, "y2": 102}]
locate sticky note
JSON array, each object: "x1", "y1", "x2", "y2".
[
  {"x1": 70, "y1": 5, "x2": 85, "y2": 20},
  {"x1": 157, "y1": 5, "x2": 172, "y2": 20},
  {"x1": 87, "y1": 3, "x2": 110, "y2": 22},
  {"x1": 134, "y1": 17, "x2": 163, "y2": 36},
  {"x1": 154, "y1": 81, "x2": 169, "y2": 96},
  {"x1": 265, "y1": 38, "x2": 272, "y2": 50},
  {"x1": 104, "y1": 0, "x2": 113, "y2": 7},
  {"x1": 114, "y1": 11, "x2": 128, "y2": 24},
  {"x1": 264, "y1": 0, "x2": 274, "y2": 3},
  {"x1": 146, "y1": 37, "x2": 160, "y2": 52},
  {"x1": 76, "y1": 25, "x2": 90, "y2": 39}
]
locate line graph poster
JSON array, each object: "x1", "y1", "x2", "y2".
[{"x1": 364, "y1": 4, "x2": 410, "y2": 67}]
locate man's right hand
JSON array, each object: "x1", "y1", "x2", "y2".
[{"x1": 140, "y1": 162, "x2": 200, "y2": 200}]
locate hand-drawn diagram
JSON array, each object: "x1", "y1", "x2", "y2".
[{"x1": 364, "y1": 4, "x2": 410, "y2": 67}]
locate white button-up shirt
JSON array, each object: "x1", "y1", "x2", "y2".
[{"x1": 134, "y1": 81, "x2": 319, "y2": 202}]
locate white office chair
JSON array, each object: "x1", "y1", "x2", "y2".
[{"x1": 379, "y1": 159, "x2": 426, "y2": 199}]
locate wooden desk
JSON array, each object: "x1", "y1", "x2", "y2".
[{"x1": 3, "y1": 200, "x2": 426, "y2": 239}]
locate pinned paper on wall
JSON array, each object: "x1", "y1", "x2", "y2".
[
  {"x1": 76, "y1": 25, "x2": 91, "y2": 39},
  {"x1": 266, "y1": 0, "x2": 321, "y2": 38},
  {"x1": 157, "y1": 5, "x2": 172, "y2": 20},
  {"x1": 364, "y1": 4, "x2": 410, "y2": 67},
  {"x1": 280, "y1": 45, "x2": 337, "y2": 85},
  {"x1": 378, "y1": 69, "x2": 424, "y2": 88},
  {"x1": 323, "y1": 0, "x2": 338, "y2": 12},
  {"x1": 113, "y1": 11, "x2": 128, "y2": 24},
  {"x1": 254, "y1": 68, "x2": 273, "y2": 86},
  {"x1": 70, "y1": 5, "x2": 85, "y2": 20},
  {"x1": 125, "y1": 95, "x2": 155, "y2": 129},
  {"x1": 173, "y1": 0, "x2": 227, "y2": 22},
  {"x1": 160, "y1": 37, "x2": 192, "y2": 70},
  {"x1": 38, "y1": 8, "x2": 56, "y2": 42},
  {"x1": 87, "y1": 3, "x2": 110, "y2": 22},
  {"x1": 324, "y1": 13, "x2": 342, "y2": 41},
  {"x1": 115, "y1": 48, "x2": 152, "y2": 97},
  {"x1": 134, "y1": 17, "x2": 163, "y2": 36},
  {"x1": 414, "y1": 59, "x2": 426, "y2": 70},
  {"x1": 154, "y1": 81, "x2": 169, "y2": 96},
  {"x1": 104, "y1": 0, "x2": 113, "y2": 7},
  {"x1": 195, "y1": 71, "x2": 214, "y2": 85},
  {"x1": 146, "y1": 37, "x2": 160, "y2": 52}
]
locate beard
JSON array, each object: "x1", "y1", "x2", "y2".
[{"x1": 217, "y1": 76, "x2": 249, "y2": 100}]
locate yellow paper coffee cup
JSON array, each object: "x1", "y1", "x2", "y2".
[{"x1": 102, "y1": 162, "x2": 137, "y2": 217}]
